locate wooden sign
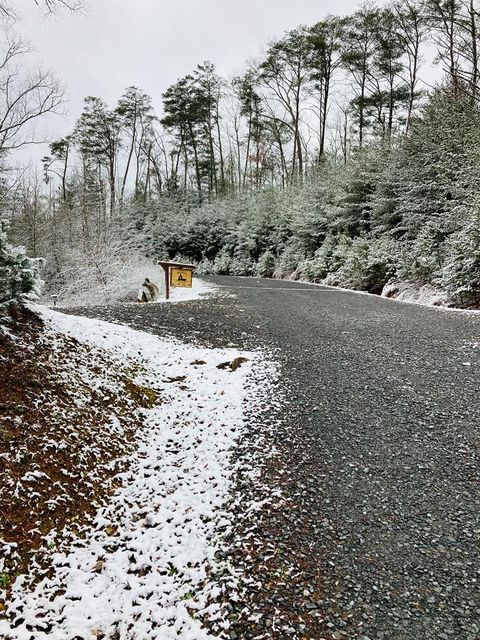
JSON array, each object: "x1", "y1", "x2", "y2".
[
  {"x1": 171, "y1": 266, "x2": 193, "y2": 288},
  {"x1": 158, "y1": 261, "x2": 195, "y2": 299}
]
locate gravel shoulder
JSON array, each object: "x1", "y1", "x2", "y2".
[{"x1": 64, "y1": 276, "x2": 480, "y2": 640}]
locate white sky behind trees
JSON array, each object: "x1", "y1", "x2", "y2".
[{"x1": 15, "y1": 0, "x2": 368, "y2": 146}]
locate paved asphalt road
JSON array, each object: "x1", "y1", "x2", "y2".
[{"x1": 66, "y1": 276, "x2": 480, "y2": 640}]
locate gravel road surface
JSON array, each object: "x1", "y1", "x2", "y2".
[{"x1": 64, "y1": 276, "x2": 480, "y2": 640}]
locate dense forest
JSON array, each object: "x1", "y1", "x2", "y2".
[{"x1": 3, "y1": 0, "x2": 480, "y2": 306}]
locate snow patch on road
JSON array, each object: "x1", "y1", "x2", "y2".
[{"x1": 1, "y1": 307, "x2": 271, "y2": 640}]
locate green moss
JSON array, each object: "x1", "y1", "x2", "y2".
[
  {"x1": 123, "y1": 378, "x2": 159, "y2": 408},
  {"x1": 0, "y1": 573, "x2": 11, "y2": 588},
  {"x1": 0, "y1": 428, "x2": 13, "y2": 443}
]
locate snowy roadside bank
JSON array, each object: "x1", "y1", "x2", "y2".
[
  {"x1": 216, "y1": 274, "x2": 480, "y2": 313},
  {"x1": 42, "y1": 259, "x2": 218, "y2": 308},
  {"x1": 299, "y1": 276, "x2": 480, "y2": 312},
  {"x1": 318, "y1": 279, "x2": 480, "y2": 313},
  {"x1": 0, "y1": 307, "x2": 276, "y2": 639}
]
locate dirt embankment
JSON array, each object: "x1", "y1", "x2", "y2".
[{"x1": 0, "y1": 305, "x2": 157, "y2": 599}]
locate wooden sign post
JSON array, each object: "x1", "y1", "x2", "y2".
[{"x1": 158, "y1": 261, "x2": 195, "y2": 300}]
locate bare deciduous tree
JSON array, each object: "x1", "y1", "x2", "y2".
[
  {"x1": 0, "y1": 35, "x2": 63, "y2": 150},
  {"x1": 0, "y1": 1, "x2": 85, "y2": 17},
  {"x1": 393, "y1": 0, "x2": 425, "y2": 132},
  {"x1": 36, "y1": 0, "x2": 85, "y2": 11}
]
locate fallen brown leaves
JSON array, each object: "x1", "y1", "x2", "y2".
[{"x1": 217, "y1": 356, "x2": 249, "y2": 371}]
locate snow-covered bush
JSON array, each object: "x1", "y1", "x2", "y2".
[
  {"x1": 212, "y1": 251, "x2": 233, "y2": 275},
  {"x1": 256, "y1": 250, "x2": 276, "y2": 278},
  {"x1": 213, "y1": 241, "x2": 257, "y2": 276},
  {"x1": 44, "y1": 254, "x2": 164, "y2": 307},
  {"x1": 196, "y1": 258, "x2": 215, "y2": 275},
  {"x1": 297, "y1": 235, "x2": 348, "y2": 282},
  {"x1": 335, "y1": 236, "x2": 396, "y2": 293},
  {"x1": 41, "y1": 221, "x2": 159, "y2": 307},
  {"x1": 335, "y1": 237, "x2": 370, "y2": 289},
  {"x1": 0, "y1": 220, "x2": 44, "y2": 306},
  {"x1": 230, "y1": 255, "x2": 256, "y2": 276},
  {"x1": 364, "y1": 237, "x2": 398, "y2": 292},
  {"x1": 441, "y1": 206, "x2": 480, "y2": 307},
  {"x1": 396, "y1": 223, "x2": 445, "y2": 285},
  {"x1": 274, "y1": 242, "x2": 304, "y2": 278}
]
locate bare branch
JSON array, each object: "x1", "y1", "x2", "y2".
[
  {"x1": 37, "y1": 0, "x2": 86, "y2": 13},
  {"x1": 0, "y1": 33, "x2": 65, "y2": 151},
  {"x1": 0, "y1": 0, "x2": 86, "y2": 19}
]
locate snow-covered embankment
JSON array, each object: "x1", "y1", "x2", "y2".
[{"x1": 1, "y1": 307, "x2": 270, "y2": 640}]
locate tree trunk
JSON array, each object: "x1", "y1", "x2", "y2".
[
  {"x1": 121, "y1": 113, "x2": 137, "y2": 204},
  {"x1": 189, "y1": 126, "x2": 202, "y2": 196},
  {"x1": 469, "y1": 0, "x2": 478, "y2": 99},
  {"x1": 216, "y1": 102, "x2": 225, "y2": 191},
  {"x1": 243, "y1": 111, "x2": 252, "y2": 188},
  {"x1": 62, "y1": 143, "x2": 69, "y2": 201}
]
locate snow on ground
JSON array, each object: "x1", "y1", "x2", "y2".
[
  {"x1": 42, "y1": 254, "x2": 217, "y2": 307},
  {"x1": 381, "y1": 281, "x2": 451, "y2": 307},
  {"x1": 0, "y1": 307, "x2": 275, "y2": 640},
  {"x1": 273, "y1": 274, "x2": 478, "y2": 312},
  {"x1": 136, "y1": 275, "x2": 218, "y2": 304},
  {"x1": 161, "y1": 277, "x2": 218, "y2": 303}
]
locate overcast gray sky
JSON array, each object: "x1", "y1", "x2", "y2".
[{"x1": 16, "y1": 0, "x2": 363, "y2": 140}]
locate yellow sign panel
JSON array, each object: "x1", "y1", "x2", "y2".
[{"x1": 170, "y1": 267, "x2": 193, "y2": 288}]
